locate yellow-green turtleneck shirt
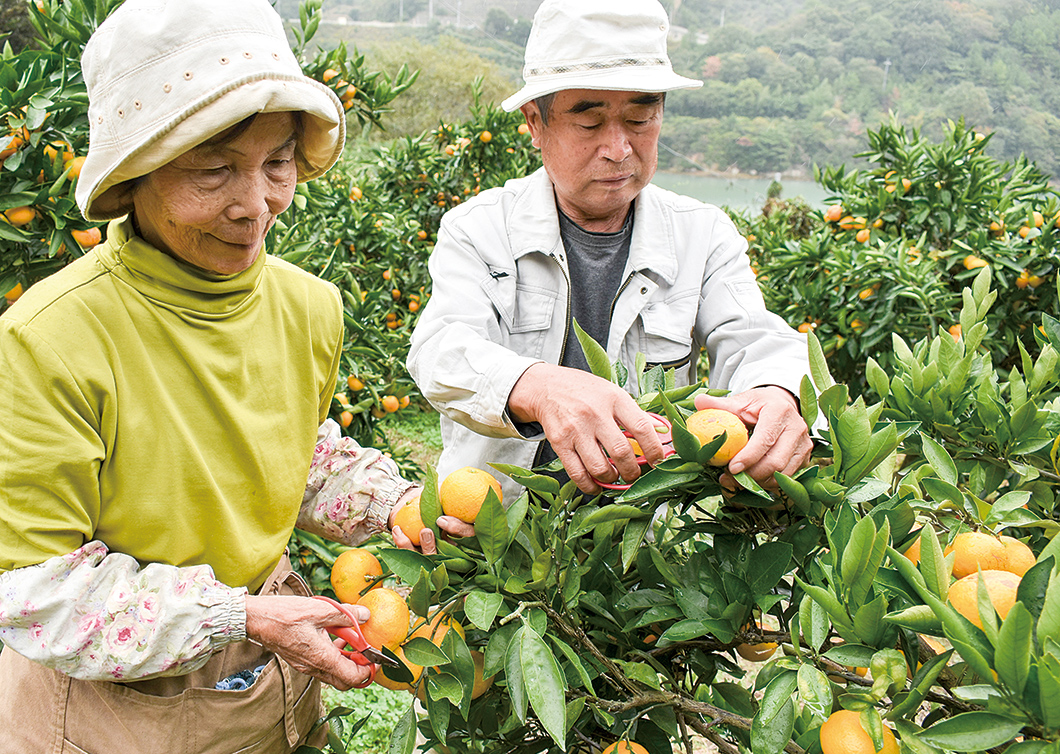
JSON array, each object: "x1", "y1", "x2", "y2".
[{"x1": 0, "y1": 218, "x2": 342, "y2": 591}]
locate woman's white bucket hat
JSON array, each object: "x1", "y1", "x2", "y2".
[
  {"x1": 501, "y1": 0, "x2": 702, "y2": 112},
  {"x1": 76, "y1": 0, "x2": 345, "y2": 221}
]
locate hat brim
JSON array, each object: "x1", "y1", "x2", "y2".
[
  {"x1": 79, "y1": 76, "x2": 344, "y2": 221},
  {"x1": 501, "y1": 67, "x2": 702, "y2": 112}
]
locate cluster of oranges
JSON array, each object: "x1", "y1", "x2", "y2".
[
  {"x1": 333, "y1": 374, "x2": 410, "y2": 427},
  {"x1": 328, "y1": 466, "x2": 503, "y2": 697},
  {"x1": 321, "y1": 68, "x2": 358, "y2": 111},
  {"x1": 901, "y1": 527, "x2": 1033, "y2": 629},
  {"x1": 822, "y1": 205, "x2": 876, "y2": 243}
]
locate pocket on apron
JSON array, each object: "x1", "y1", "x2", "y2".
[{"x1": 0, "y1": 553, "x2": 324, "y2": 754}]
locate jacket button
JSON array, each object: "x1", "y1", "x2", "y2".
[{"x1": 640, "y1": 287, "x2": 648, "y2": 294}]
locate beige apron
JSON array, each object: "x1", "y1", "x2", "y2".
[{"x1": 0, "y1": 555, "x2": 327, "y2": 754}]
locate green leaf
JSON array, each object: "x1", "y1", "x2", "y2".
[
  {"x1": 800, "y1": 593, "x2": 830, "y2": 650},
  {"x1": 489, "y1": 464, "x2": 560, "y2": 496},
  {"x1": 917, "y1": 711, "x2": 1025, "y2": 751},
  {"x1": 918, "y1": 525, "x2": 950, "y2": 601},
  {"x1": 615, "y1": 467, "x2": 700, "y2": 503},
  {"x1": 747, "y1": 541, "x2": 794, "y2": 594},
  {"x1": 549, "y1": 636, "x2": 595, "y2": 691},
  {"x1": 823, "y1": 643, "x2": 876, "y2": 667},
  {"x1": 418, "y1": 464, "x2": 442, "y2": 541},
  {"x1": 403, "y1": 636, "x2": 450, "y2": 668},
  {"x1": 807, "y1": 331, "x2": 835, "y2": 393},
  {"x1": 464, "y1": 590, "x2": 504, "y2": 631},
  {"x1": 1037, "y1": 573, "x2": 1060, "y2": 645},
  {"x1": 799, "y1": 374, "x2": 819, "y2": 430},
  {"x1": 994, "y1": 602, "x2": 1032, "y2": 696},
  {"x1": 572, "y1": 318, "x2": 614, "y2": 382},
  {"x1": 919, "y1": 434, "x2": 958, "y2": 486},
  {"x1": 505, "y1": 628, "x2": 527, "y2": 723},
  {"x1": 622, "y1": 516, "x2": 651, "y2": 573},
  {"x1": 519, "y1": 623, "x2": 567, "y2": 747},
  {"x1": 569, "y1": 504, "x2": 649, "y2": 539},
  {"x1": 474, "y1": 488, "x2": 509, "y2": 563},
  {"x1": 1041, "y1": 653, "x2": 1060, "y2": 731},
  {"x1": 796, "y1": 665, "x2": 833, "y2": 722},
  {"x1": 386, "y1": 704, "x2": 418, "y2": 754},
  {"x1": 379, "y1": 548, "x2": 434, "y2": 585},
  {"x1": 750, "y1": 697, "x2": 794, "y2": 754}
]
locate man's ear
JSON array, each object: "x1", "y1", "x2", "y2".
[{"x1": 519, "y1": 102, "x2": 543, "y2": 149}]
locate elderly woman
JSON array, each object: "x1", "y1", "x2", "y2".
[{"x1": 0, "y1": 1, "x2": 465, "y2": 751}]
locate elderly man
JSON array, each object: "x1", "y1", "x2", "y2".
[{"x1": 408, "y1": 0, "x2": 813, "y2": 501}]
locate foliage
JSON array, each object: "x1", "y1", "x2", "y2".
[
  {"x1": 739, "y1": 116, "x2": 1060, "y2": 391},
  {"x1": 294, "y1": 269, "x2": 1060, "y2": 754}
]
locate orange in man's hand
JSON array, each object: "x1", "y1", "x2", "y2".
[
  {"x1": 440, "y1": 466, "x2": 502, "y2": 523},
  {"x1": 685, "y1": 409, "x2": 749, "y2": 466}
]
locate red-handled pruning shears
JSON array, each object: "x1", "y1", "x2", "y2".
[
  {"x1": 595, "y1": 411, "x2": 677, "y2": 491},
  {"x1": 313, "y1": 595, "x2": 398, "y2": 688}
]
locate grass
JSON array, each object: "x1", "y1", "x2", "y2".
[
  {"x1": 381, "y1": 406, "x2": 444, "y2": 472},
  {"x1": 321, "y1": 683, "x2": 415, "y2": 753}
]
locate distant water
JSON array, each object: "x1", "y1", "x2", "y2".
[{"x1": 652, "y1": 171, "x2": 832, "y2": 213}]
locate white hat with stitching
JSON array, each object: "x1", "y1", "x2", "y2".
[
  {"x1": 76, "y1": 0, "x2": 345, "y2": 221},
  {"x1": 501, "y1": 0, "x2": 703, "y2": 112}
]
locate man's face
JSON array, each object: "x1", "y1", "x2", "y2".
[{"x1": 521, "y1": 89, "x2": 664, "y2": 232}]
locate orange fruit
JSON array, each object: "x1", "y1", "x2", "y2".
[
  {"x1": 856, "y1": 229, "x2": 871, "y2": 243},
  {"x1": 381, "y1": 395, "x2": 400, "y2": 413},
  {"x1": 823, "y1": 204, "x2": 843, "y2": 223},
  {"x1": 382, "y1": 269, "x2": 392, "y2": 281},
  {"x1": 331, "y1": 547, "x2": 383, "y2": 603},
  {"x1": 963, "y1": 255, "x2": 988, "y2": 270},
  {"x1": 517, "y1": 123, "x2": 530, "y2": 135},
  {"x1": 398, "y1": 395, "x2": 410, "y2": 409},
  {"x1": 820, "y1": 710, "x2": 899, "y2": 754},
  {"x1": 1019, "y1": 226, "x2": 1031, "y2": 239},
  {"x1": 43, "y1": 140, "x2": 73, "y2": 162},
  {"x1": 4, "y1": 282, "x2": 24, "y2": 301},
  {"x1": 684, "y1": 409, "x2": 749, "y2": 467},
  {"x1": 948, "y1": 570, "x2": 1020, "y2": 628},
  {"x1": 408, "y1": 300, "x2": 420, "y2": 312},
  {"x1": 392, "y1": 495, "x2": 425, "y2": 547},
  {"x1": 391, "y1": 288, "x2": 401, "y2": 300},
  {"x1": 440, "y1": 466, "x2": 502, "y2": 523},
  {"x1": 736, "y1": 641, "x2": 777, "y2": 662},
  {"x1": 349, "y1": 186, "x2": 362, "y2": 201},
  {"x1": 901, "y1": 178, "x2": 912, "y2": 191},
  {"x1": 1000, "y1": 535, "x2": 1035, "y2": 577},
  {"x1": 374, "y1": 643, "x2": 423, "y2": 691},
  {"x1": 601, "y1": 742, "x2": 649, "y2": 754},
  {"x1": 322, "y1": 68, "x2": 340, "y2": 83},
  {"x1": 347, "y1": 375, "x2": 364, "y2": 392},
  {"x1": 989, "y1": 220, "x2": 1003, "y2": 234},
  {"x1": 901, "y1": 535, "x2": 922, "y2": 565},
  {"x1": 479, "y1": 131, "x2": 492, "y2": 143},
  {"x1": 470, "y1": 649, "x2": 494, "y2": 699},
  {"x1": 335, "y1": 393, "x2": 350, "y2": 406},
  {"x1": 797, "y1": 321, "x2": 817, "y2": 333},
  {"x1": 65, "y1": 155, "x2": 86, "y2": 178},
  {"x1": 339, "y1": 410, "x2": 353, "y2": 427},
  {"x1": 948, "y1": 324, "x2": 962, "y2": 341},
  {"x1": 858, "y1": 286, "x2": 875, "y2": 299},
  {"x1": 4, "y1": 206, "x2": 36, "y2": 226},
  {"x1": 357, "y1": 587, "x2": 411, "y2": 649},
  {"x1": 417, "y1": 230, "x2": 428, "y2": 240},
  {"x1": 71, "y1": 226, "x2": 102, "y2": 248},
  {"x1": 1033, "y1": 210, "x2": 1044, "y2": 228},
  {"x1": 945, "y1": 531, "x2": 1008, "y2": 578}
]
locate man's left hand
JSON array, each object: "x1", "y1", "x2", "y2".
[{"x1": 693, "y1": 386, "x2": 812, "y2": 492}]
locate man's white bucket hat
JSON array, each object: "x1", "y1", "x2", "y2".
[
  {"x1": 501, "y1": 0, "x2": 702, "y2": 112},
  {"x1": 76, "y1": 0, "x2": 345, "y2": 221}
]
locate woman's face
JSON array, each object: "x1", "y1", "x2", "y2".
[{"x1": 132, "y1": 112, "x2": 298, "y2": 275}]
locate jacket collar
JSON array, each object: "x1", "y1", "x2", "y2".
[{"x1": 507, "y1": 167, "x2": 680, "y2": 286}]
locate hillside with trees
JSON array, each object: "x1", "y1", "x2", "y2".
[{"x1": 307, "y1": 0, "x2": 1060, "y2": 179}]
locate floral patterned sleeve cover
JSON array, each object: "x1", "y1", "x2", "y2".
[{"x1": 0, "y1": 419, "x2": 417, "y2": 681}]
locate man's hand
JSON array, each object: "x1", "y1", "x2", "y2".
[
  {"x1": 244, "y1": 594, "x2": 373, "y2": 691},
  {"x1": 507, "y1": 363, "x2": 667, "y2": 494},
  {"x1": 693, "y1": 386, "x2": 812, "y2": 492}
]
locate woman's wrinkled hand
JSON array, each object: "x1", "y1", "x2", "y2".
[{"x1": 244, "y1": 594, "x2": 372, "y2": 690}]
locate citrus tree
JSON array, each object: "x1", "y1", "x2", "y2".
[
  {"x1": 739, "y1": 116, "x2": 1060, "y2": 392},
  {"x1": 308, "y1": 268, "x2": 1060, "y2": 754}
]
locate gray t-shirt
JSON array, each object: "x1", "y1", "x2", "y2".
[{"x1": 535, "y1": 204, "x2": 634, "y2": 470}]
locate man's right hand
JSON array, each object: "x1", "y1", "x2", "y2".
[{"x1": 506, "y1": 362, "x2": 666, "y2": 494}]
